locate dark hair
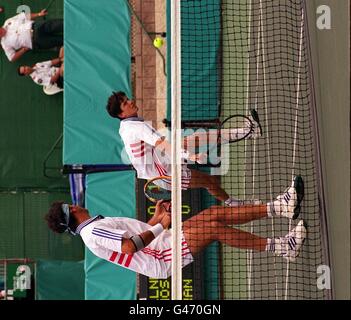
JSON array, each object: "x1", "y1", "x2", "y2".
[
  {"x1": 106, "y1": 91, "x2": 127, "y2": 119},
  {"x1": 45, "y1": 201, "x2": 78, "y2": 234},
  {"x1": 17, "y1": 66, "x2": 25, "y2": 76}
]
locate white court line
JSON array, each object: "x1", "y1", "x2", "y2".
[
  {"x1": 259, "y1": 0, "x2": 280, "y2": 300},
  {"x1": 284, "y1": 6, "x2": 305, "y2": 301}
]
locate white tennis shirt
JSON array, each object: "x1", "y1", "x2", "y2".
[
  {"x1": 119, "y1": 117, "x2": 172, "y2": 179},
  {"x1": 30, "y1": 60, "x2": 58, "y2": 86},
  {"x1": 1, "y1": 13, "x2": 33, "y2": 61},
  {"x1": 77, "y1": 216, "x2": 194, "y2": 279}
]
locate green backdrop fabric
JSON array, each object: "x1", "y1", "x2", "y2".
[
  {"x1": 64, "y1": 0, "x2": 132, "y2": 165},
  {"x1": 0, "y1": 191, "x2": 84, "y2": 260},
  {"x1": 36, "y1": 260, "x2": 85, "y2": 300},
  {"x1": 166, "y1": 0, "x2": 221, "y2": 121},
  {"x1": 84, "y1": 171, "x2": 136, "y2": 300}
]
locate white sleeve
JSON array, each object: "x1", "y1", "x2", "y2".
[
  {"x1": 135, "y1": 122, "x2": 163, "y2": 146},
  {"x1": 37, "y1": 60, "x2": 53, "y2": 68},
  {"x1": 24, "y1": 12, "x2": 32, "y2": 21},
  {"x1": 5, "y1": 13, "x2": 24, "y2": 25},
  {"x1": 18, "y1": 12, "x2": 28, "y2": 20},
  {"x1": 2, "y1": 44, "x2": 15, "y2": 61},
  {"x1": 91, "y1": 226, "x2": 128, "y2": 253}
]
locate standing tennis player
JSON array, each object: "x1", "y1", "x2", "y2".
[
  {"x1": 106, "y1": 91, "x2": 262, "y2": 207},
  {"x1": 45, "y1": 176, "x2": 306, "y2": 279}
]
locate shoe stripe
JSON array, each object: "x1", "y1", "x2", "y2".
[
  {"x1": 270, "y1": 203, "x2": 276, "y2": 216},
  {"x1": 288, "y1": 239, "x2": 293, "y2": 250},
  {"x1": 288, "y1": 238, "x2": 296, "y2": 250},
  {"x1": 270, "y1": 241, "x2": 275, "y2": 252}
]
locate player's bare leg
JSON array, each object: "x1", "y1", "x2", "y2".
[
  {"x1": 188, "y1": 169, "x2": 229, "y2": 201},
  {"x1": 59, "y1": 63, "x2": 64, "y2": 77},
  {"x1": 183, "y1": 220, "x2": 267, "y2": 255},
  {"x1": 188, "y1": 169, "x2": 256, "y2": 206},
  {"x1": 183, "y1": 216, "x2": 307, "y2": 261},
  {"x1": 59, "y1": 46, "x2": 64, "y2": 60},
  {"x1": 184, "y1": 204, "x2": 267, "y2": 226}
]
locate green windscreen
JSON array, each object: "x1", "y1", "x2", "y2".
[
  {"x1": 36, "y1": 260, "x2": 85, "y2": 300},
  {"x1": 64, "y1": 0, "x2": 132, "y2": 165},
  {"x1": 166, "y1": 0, "x2": 221, "y2": 121},
  {"x1": 84, "y1": 171, "x2": 136, "y2": 300}
]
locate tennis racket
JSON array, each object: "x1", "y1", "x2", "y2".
[
  {"x1": 196, "y1": 114, "x2": 255, "y2": 164},
  {"x1": 218, "y1": 114, "x2": 254, "y2": 144},
  {"x1": 45, "y1": 0, "x2": 56, "y2": 12},
  {"x1": 144, "y1": 175, "x2": 172, "y2": 203},
  {"x1": 181, "y1": 110, "x2": 261, "y2": 166},
  {"x1": 42, "y1": 0, "x2": 57, "y2": 20}
]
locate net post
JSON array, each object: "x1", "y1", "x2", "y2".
[{"x1": 171, "y1": 0, "x2": 183, "y2": 300}]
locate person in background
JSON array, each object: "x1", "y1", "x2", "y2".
[
  {"x1": 17, "y1": 46, "x2": 64, "y2": 89},
  {"x1": 0, "y1": 9, "x2": 63, "y2": 62}
]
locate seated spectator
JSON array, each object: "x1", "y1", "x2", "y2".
[
  {"x1": 0, "y1": 9, "x2": 63, "y2": 62},
  {"x1": 18, "y1": 48, "x2": 64, "y2": 89}
]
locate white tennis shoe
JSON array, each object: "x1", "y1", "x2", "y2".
[
  {"x1": 274, "y1": 175, "x2": 304, "y2": 220},
  {"x1": 249, "y1": 109, "x2": 263, "y2": 139},
  {"x1": 274, "y1": 220, "x2": 307, "y2": 262}
]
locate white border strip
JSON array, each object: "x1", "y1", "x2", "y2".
[
  {"x1": 171, "y1": 0, "x2": 183, "y2": 300},
  {"x1": 284, "y1": 6, "x2": 305, "y2": 300}
]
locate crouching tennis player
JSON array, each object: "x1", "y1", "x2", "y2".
[{"x1": 45, "y1": 177, "x2": 306, "y2": 279}]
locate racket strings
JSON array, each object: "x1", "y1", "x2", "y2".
[
  {"x1": 221, "y1": 116, "x2": 254, "y2": 143},
  {"x1": 144, "y1": 178, "x2": 172, "y2": 203}
]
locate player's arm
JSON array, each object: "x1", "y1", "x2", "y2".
[
  {"x1": 30, "y1": 9, "x2": 48, "y2": 20},
  {"x1": 10, "y1": 47, "x2": 30, "y2": 62},
  {"x1": 50, "y1": 71, "x2": 60, "y2": 85},
  {"x1": 121, "y1": 229, "x2": 159, "y2": 254},
  {"x1": 122, "y1": 209, "x2": 171, "y2": 254},
  {"x1": 139, "y1": 122, "x2": 205, "y2": 162},
  {"x1": 51, "y1": 58, "x2": 61, "y2": 66},
  {"x1": 155, "y1": 137, "x2": 206, "y2": 163}
]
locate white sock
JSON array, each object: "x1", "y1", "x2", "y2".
[
  {"x1": 229, "y1": 127, "x2": 251, "y2": 141},
  {"x1": 220, "y1": 127, "x2": 251, "y2": 144},
  {"x1": 266, "y1": 200, "x2": 281, "y2": 217},
  {"x1": 265, "y1": 238, "x2": 276, "y2": 252},
  {"x1": 225, "y1": 197, "x2": 243, "y2": 207}
]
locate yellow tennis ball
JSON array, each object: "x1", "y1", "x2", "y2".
[{"x1": 153, "y1": 37, "x2": 164, "y2": 48}]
